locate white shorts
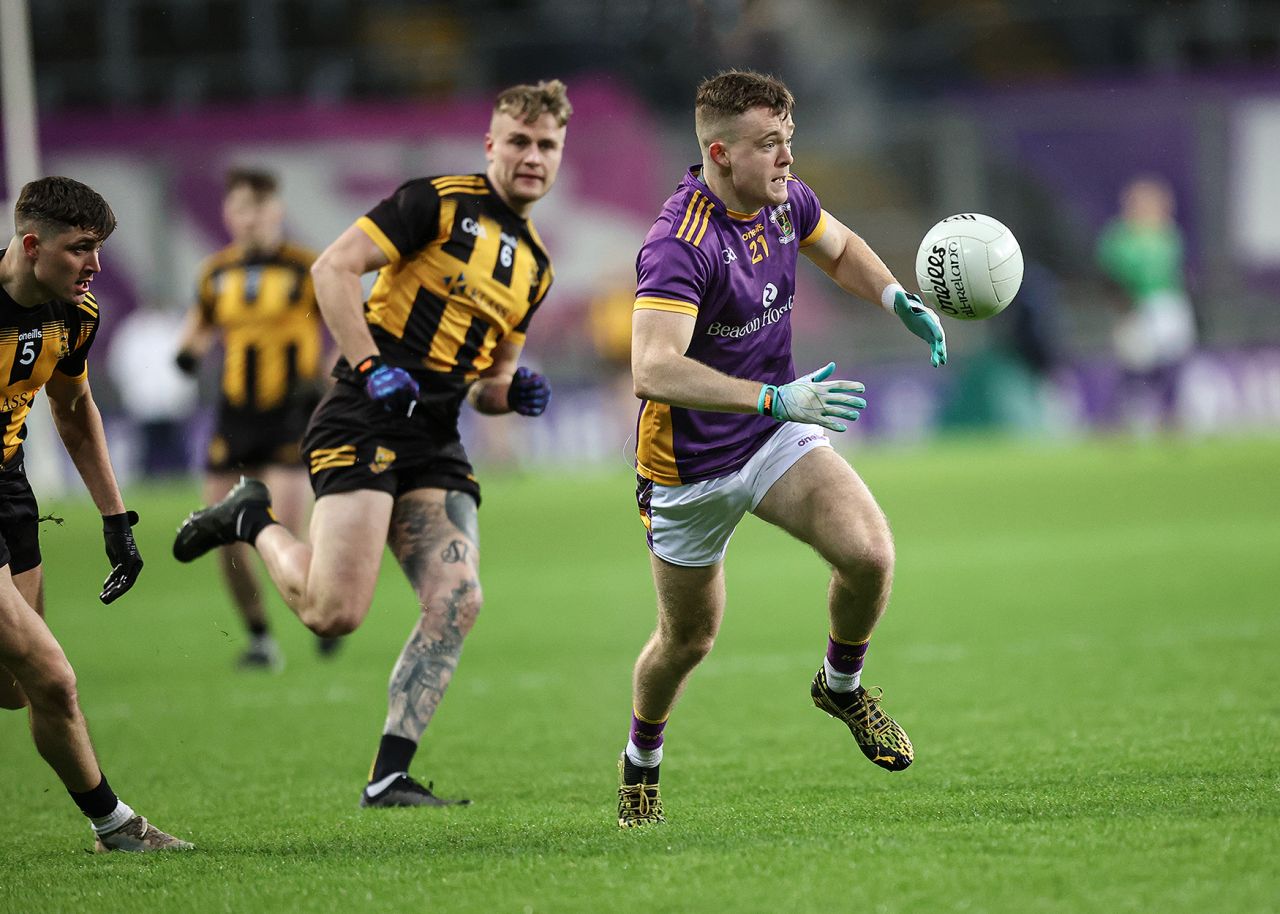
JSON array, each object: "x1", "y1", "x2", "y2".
[
  {"x1": 1112, "y1": 291, "x2": 1197, "y2": 372},
  {"x1": 637, "y1": 422, "x2": 832, "y2": 567}
]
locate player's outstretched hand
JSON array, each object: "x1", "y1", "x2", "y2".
[
  {"x1": 356, "y1": 355, "x2": 420, "y2": 416},
  {"x1": 893, "y1": 290, "x2": 947, "y2": 367},
  {"x1": 101, "y1": 510, "x2": 143, "y2": 605},
  {"x1": 507, "y1": 366, "x2": 551, "y2": 417},
  {"x1": 759, "y1": 362, "x2": 866, "y2": 433}
]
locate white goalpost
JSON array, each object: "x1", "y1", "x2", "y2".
[{"x1": 2, "y1": 0, "x2": 66, "y2": 495}]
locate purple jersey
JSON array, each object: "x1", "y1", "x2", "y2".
[{"x1": 634, "y1": 167, "x2": 828, "y2": 485}]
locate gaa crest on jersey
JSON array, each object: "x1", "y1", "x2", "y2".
[
  {"x1": 770, "y1": 204, "x2": 796, "y2": 244},
  {"x1": 370, "y1": 445, "x2": 397, "y2": 474}
]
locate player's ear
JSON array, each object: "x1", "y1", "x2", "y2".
[
  {"x1": 709, "y1": 141, "x2": 730, "y2": 169},
  {"x1": 484, "y1": 132, "x2": 495, "y2": 160},
  {"x1": 20, "y1": 233, "x2": 40, "y2": 260}
]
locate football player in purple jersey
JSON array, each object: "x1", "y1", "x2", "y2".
[{"x1": 617, "y1": 70, "x2": 947, "y2": 827}]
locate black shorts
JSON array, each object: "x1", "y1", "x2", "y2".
[
  {"x1": 206, "y1": 393, "x2": 318, "y2": 472},
  {"x1": 301, "y1": 382, "x2": 481, "y2": 505},
  {"x1": 0, "y1": 450, "x2": 42, "y2": 574}
]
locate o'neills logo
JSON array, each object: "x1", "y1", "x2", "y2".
[
  {"x1": 923, "y1": 242, "x2": 974, "y2": 318},
  {"x1": 705, "y1": 294, "x2": 793, "y2": 338}
]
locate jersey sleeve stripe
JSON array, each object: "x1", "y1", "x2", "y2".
[
  {"x1": 799, "y1": 210, "x2": 828, "y2": 247},
  {"x1": 678, "y1": 197, "x2": 712, "y2": 245},
  {"x1": 356, "y1": 216, "x2": 402, "y2": 263},
  {"x1": 431, "y1": 175, "x2": 485, "y2": 189},
  {"x1": 634, "y1": 296, "x2": 698, "y2": 317},
  {"x1": 675, "y1": 192, "x2": 702, "y2": 241},
  {"x1": 691, "y1": 203, "x2": 713, "y2": 246}
]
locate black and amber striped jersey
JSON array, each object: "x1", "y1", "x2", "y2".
[
  {"x1": 196, "y1": 242, "x2": 323, "y2": 412},
  {"x1": 351, "y1": 174, "x2": 554, "y2": 390},
  {"x1": 0, "y1": 266, "x2": 99, "y2": 465}
]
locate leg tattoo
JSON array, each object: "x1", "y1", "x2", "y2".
[{"x1": 385, "y1": 493, "x2": 482, "y2": 743}]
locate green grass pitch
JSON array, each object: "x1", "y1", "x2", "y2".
[{"x1": 1, "y1": 435, "x2": 1277, "y2": 912}]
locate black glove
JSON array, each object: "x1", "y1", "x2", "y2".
[
  {"x1": 175, "y1": 349, "x2": 199, "y2": 376},
  {"x1": 101, "y1": 510, "x2": 143, "y2": 604}
]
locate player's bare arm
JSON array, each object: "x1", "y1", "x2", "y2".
[
  {"x1": 44, "y1": 372, "x2": 126, "y2": 516},
  {"x1": 802, "y1": 211, "x2": 897, "y2": 308},
  {"x1": 631, "y1": 309, "x2": 762, "y2": 413},
  {"x1": 466, "y1": 337, "x2": 522, "y2": 414},
  {"x1": 806, "y1": 210, "x2": 948, "y2": 367},
  {"x1": 311, "y1": 223, "x2": 389, "y2": 364},
  {"x1": 466, "y1": 337, "x2": 553, "y2": 417}
]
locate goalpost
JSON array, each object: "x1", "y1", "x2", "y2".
[
  {"x1": 2, "y1": 0, "x2": 67, "y2": 495},
  {"x1": 1, "y1": 0, "x2": 39, "y2": 193}
]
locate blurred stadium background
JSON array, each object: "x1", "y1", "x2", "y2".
[
  {"x1": 3, "y1": 3, "x2": 1279, "y2": 909},
  {"x1": 5, "y1": 0, "x2": 1280, "y2": 487}
]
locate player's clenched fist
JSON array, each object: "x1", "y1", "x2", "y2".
[
  {"x1": 356, "y1": 355, "x2": 420, "y2": 416},
  {"x1": 507, "y1": 366, "x2": 551, "y2": 416}
]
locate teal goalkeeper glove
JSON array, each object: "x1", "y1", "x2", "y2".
[
  {"x1": 893, "y1": 290, "x2": 948, "y2": 367},
  {"x1": 758, "y1": 362, "x2": 866, "y2": 433}
]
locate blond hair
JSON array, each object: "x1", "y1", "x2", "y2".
[{"x1": 494, "y1": 79, "x2": 573, "y2": 127}]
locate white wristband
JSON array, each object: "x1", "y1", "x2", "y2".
[{"x1": 880, "y1": 282, "x2": 905, "y2": 313}]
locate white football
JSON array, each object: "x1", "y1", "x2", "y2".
[{"x1": 914, "y1": 213, "x2": 1023, "y2": 320}]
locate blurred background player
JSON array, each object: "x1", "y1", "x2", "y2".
[
  {"x1": 1095, "y1": 175, "x2": 1198, "y2": 433},
  {"x1": 617, "y1": 71, "x2": 946, "y2": 827},
  {"x1": 173, "y1": 80, "x2": 569, "y2": 807},
  {"x1": 0, "y1": 176, "x2": 190, "y2": 852},
  {"x1": 175, "y1": 168, "x2": 336, "y2": 669}
]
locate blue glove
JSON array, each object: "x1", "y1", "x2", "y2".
[
  {"x1": 507, "y1": 366, "x2": 551, "y2": 417},
  {"x1": 758, "y1": 362, "x2": 866, "y2": 433},
  {"x1": 355, "y1": 355, "x2": 420, "y2": 415},
  {"x1": 893, "y1": 291, "x2": 948, "y2": 367}
]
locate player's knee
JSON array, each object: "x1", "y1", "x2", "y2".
[
  {"x1": 422, "y1": 580, "x2": 483, "y2": 632},
  {"x1": 662, "y1": 628, "x2": 716, "y2": 667},
  {"x1": 27, "y1": 661, "x2": 80, "y2": 718},
  {"x1": 306, "y1": 611, "x2": 362, "y2": 639},
  {"x1": 833, "y1": 530, "x2": 894, "y2": 584},
  {"x1": 298, "y1": 594, "x2": 366, "y2": 638}
]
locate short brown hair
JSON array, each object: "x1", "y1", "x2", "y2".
[
  {"x1": 225, "y1": 167, "x2": 279, "y2": 198},
  {"x1": 14, "y1": 176, "x2": 116, "y2": 240},
  {"x1": 494, "y1": 79, "x2": 573, "y2": 127},
  {"x1": 695, "y1": 70, "x2": 795, "y2": 148}
]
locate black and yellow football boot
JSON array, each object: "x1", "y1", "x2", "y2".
[
  {"x1": 810, "y1": 667, "x2": 914, "y2": 771},
  {"x1": 617, "y1": 754, "x2": 665, "y2": 828}
]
